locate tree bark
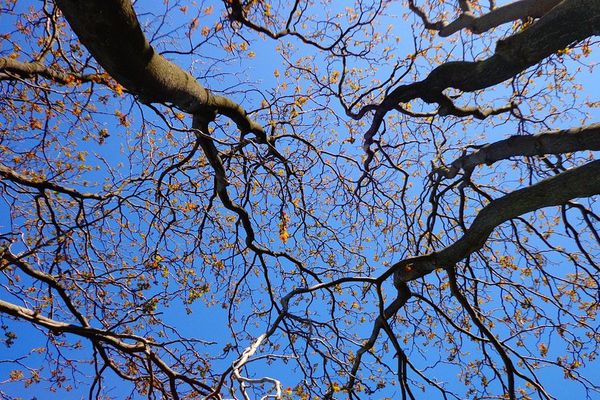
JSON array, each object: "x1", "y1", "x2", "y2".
[
  {"x1": 361, "y1": 0, "x2": 600, "y2": 150},
  {"x1": 393, "y1": 159, "x2": 600, "y2": 284},
  {"x1": 439, "y1": 0, "x2": 563, "y2": 37},
  {"x1": 54, "y1": 0, "x2": 265, "y2": 137},
  {"x1": 437, "y1": 123, "x2": 600, "y2": 179}
]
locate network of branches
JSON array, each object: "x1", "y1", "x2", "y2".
[{"x1": 0, "y1": 0, "x2": 599, "y2": 399}]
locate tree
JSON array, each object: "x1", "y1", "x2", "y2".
[{"x1": 0, "y1": 0, "x2": 599, "y2": 398}]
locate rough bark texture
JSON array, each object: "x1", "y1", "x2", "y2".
[
  {"x1": 411, "y1": 0, "x2": 599, "y2": 92},
  {"x1": 439, "y1": 0, "x2": 563, "y2": 36},
  {"x1": 362, "y1": 0, "x2": 600, "y2": 149},
  {"x1": 54, "y1": 0, "x2": 265, "y2": 137},
  {"x1": 393, "y1": 159, "x2": 600, "y2": 284},
  {"x1": 438, "y1": 123, "x2": 600, "y2": 178}
]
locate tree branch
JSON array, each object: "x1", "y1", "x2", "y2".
[
  {"x1": 359, "y1": 0, "x2": 600, "y2": 161},
  {"x1": 0, "y1": 296, "x2": 214, "y2": 395},
  {"x1": 439, "y1": 0, "x2": 563, "y2": 37},
  {"x1": 0, "y1": 164, "x2": 105, "y2": 200},
  {"x1": 0, "y1": 57, "x2": 107, "y2": 84},
  {"x1": 54, "y1": 0, "x2": 265, "y2": 138},
  {"x1": 0, "y1": 298, "x2": 145, "y2": 352},
  {"x1": 390, "y1": 159, "x2": 600, "y2": 284},
  {"x1": 437, "y1": 123, "x2": 600, "y2": 179}
]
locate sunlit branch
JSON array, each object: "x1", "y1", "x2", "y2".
[
  {"x1": 231, "y1": 333, "x2": 282, "y2": 400},
  {"x1": 0, "y1": 298, "x2": 142, "y2": 351},
  {"x1": 0, "y1": 57, "x2": 107, "y2": 85},
  {"x1": 0, "y1": 164, "x2": 105, "y2": 200},
  {"x1": 358, "y1": 0, "x2": 600, "y2": 172},
  {"x1": 54, "y1": 0, "x2": 266, "y2": 139},
  {"x1": 389, "y1": 159, "x2": 600, "y2": 284},
  {"x1": 436, "y1": 123, "x2": 600, "y2": 179}
]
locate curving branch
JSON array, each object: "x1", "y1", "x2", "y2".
[
  {"x1": 435, "y1": 94, "x2": 515, "y2": 119},
  {"x1": 0, "y1": 297, "x2": 214, "y2": 396},
  {"x1": 407, "y1": 0, "x2": 446, "y2": 31},
  {"x1": 222, "y1": 0, "x2": 386, "y2": 55},
  {"x1": 1, "y1": 246, "x2": 217, "y2": 397},
  {"x1": 436, "y1": 123, "x2": 600, "y2": 179},
  {"x1": 0, "y1": 298, "x2": 144, "y2": 352},
  {"x1": 389, "y1": 158, "x2": 600, "y2": 284},
  {"x1": 223, "y1": 0, "x2": 332, "y2": 51},
  {"x1": 0, "y1": 57, "x2": 107, "y2": 84},
  {"x1": 439, "y1": 0, "x2": 563, "y2": 37},
  {"x1": 346, "y1": 283, "x2": 412, "y2": 393},
  {"x1": 0, "y1": 164, "x2": 105, "y2": 200},
  {"x1": 51, "y1": 0, "x2": 290, "y2": 277},
  {"x1": 409, "y1": 0, "x2": 563, "y2": 37},
  {"x1": 2, "y1": 249, "x2": 91, "y2": 327},
  {"x1": 359, "y1": 0, "x2": 600, "y2": 168},
  {"x1": 54, "y1": 0, "x2": 265, "y2": 139}
]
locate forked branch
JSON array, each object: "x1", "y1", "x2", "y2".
[{"x1": 54, "y1": 0, "x2": 265, "y2": 139}]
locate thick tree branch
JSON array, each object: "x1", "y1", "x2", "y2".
[
  {"x1": 0, "y1": 57, "x2": 107, "y2": 84},
  {"x1": 360, "y1": 0, "x2": 600, "y2": 159},
  {"x1": 437, "y1": 123, "x2": 600, "y2": 179},
  {"x1": 390, "y1": 159, "x2": 600, "y2": 284},
  {"x1": 439, "y1": 0, "x2": 563, "y2": 37},
  {"x1": 409, "y1": 0, "x2": 563, "y2": 37},
  {"x1": 54, "y1": 0, "x2": 265, "y2": 138}
]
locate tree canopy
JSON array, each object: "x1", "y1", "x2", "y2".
[{"x1": 0, "y1": 0, "x2": 599, "y2": 399}]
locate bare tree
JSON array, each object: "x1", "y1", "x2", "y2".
[{"x1": 1, "y1": 0, "x2": 599, "y2": 399}]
